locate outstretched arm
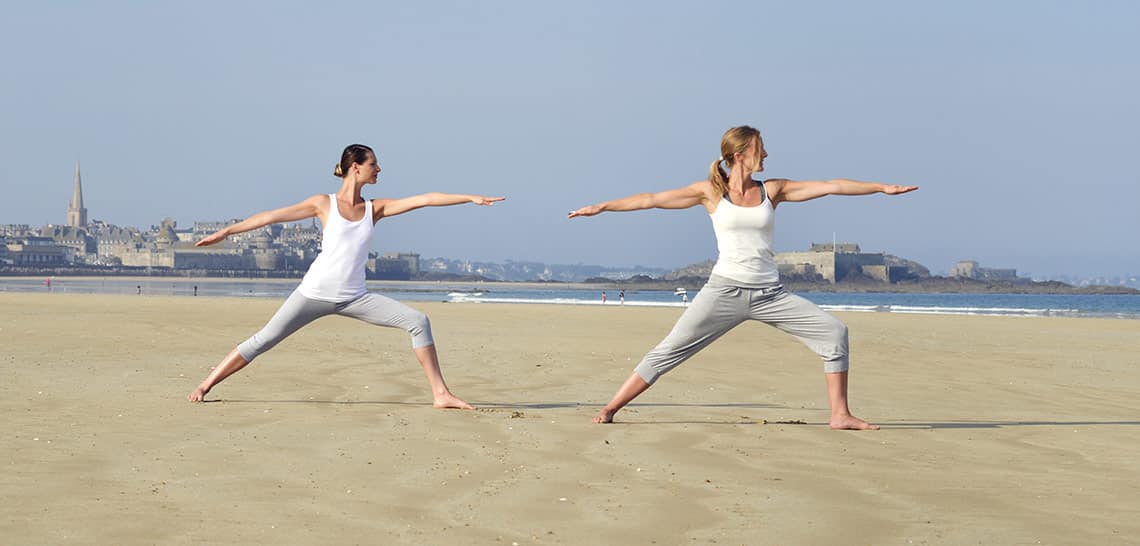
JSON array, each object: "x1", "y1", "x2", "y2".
[
  {"x1": 195, "y1": 195, "x2": 324, "y2": 247},
  {"x1": 374, "y1": 193, "x2": 504, "y2": 221},
  {"x1": 767, "y1": 178, "x2": 918, "y2": 206},
  {"x1": 568, "y1": 181, "x2": 712, "y2": 218}
]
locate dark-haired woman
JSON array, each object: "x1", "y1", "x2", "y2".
[
  {"x1": 569, "y1": 127, "x2": 916, "y2": 428},
  {"x1": 188, "y1": 144, "x2": 502, "y2": 409}
]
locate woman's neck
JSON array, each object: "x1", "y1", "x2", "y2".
[
  {"x1": 727, "y1": 168, "x2": 755, "y2": 193},
  {"x1": 335, "y1": 180, "x2": 365, "y2": 203}
]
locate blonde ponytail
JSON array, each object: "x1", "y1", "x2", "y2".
[{"x1": 708, "y1": 158, "x2": 728, "y2": 197}]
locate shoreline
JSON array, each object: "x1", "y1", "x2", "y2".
[
  {"x1": 2, "y1": 275, "x2": 624, "y2": 291},
  {"x1": 5, "y1": 284, "x2": 1139, "y2": 320},
  {"x1": 4, "y1": 274, "x2": 1137, "y2": 295}
]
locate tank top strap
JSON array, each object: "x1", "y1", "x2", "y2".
[{"x1": 326, "y1": 193, "x2": 337, "y2": 222}]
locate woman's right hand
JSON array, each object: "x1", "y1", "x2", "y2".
[
  {"x1": 567, "y1": 204, "x2": 603, "y2": 218},
  {"x1": 195, "y1": 230, "x2": 227, "y2": 247}
]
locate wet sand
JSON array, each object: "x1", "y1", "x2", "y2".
[{"x1": 2, "y1": 292, "x2": 1139, "y2": 545}]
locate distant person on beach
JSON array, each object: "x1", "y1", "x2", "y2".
[
  {"x1": 569, "y1": 126, "x2": 917, "y2": 428},
  {"x1": 619, "y1": 289, "x2": 625, "y2": 305},
  {"x1": 602, "y1": 291, "x2": 607, "y2": 304},
  {"x1": 187, "y1": 144, "x2": 503, "y2": 409}
]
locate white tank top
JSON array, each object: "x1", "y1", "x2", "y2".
[
  {"x1": 708, "y1": 184, "x2": 780, "y2": 285},
  {"x1": 297, "y1": 194, "x2": 374, "y2": 302}
]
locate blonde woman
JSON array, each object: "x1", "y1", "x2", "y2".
[
  {"x1": 188, "y1": 144, "x2": 503, "y2": 409},
  {"x1": 569, "y1": 127, "x2": 917, "y2": 428}
]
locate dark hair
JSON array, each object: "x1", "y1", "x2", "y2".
[{"x1": 334, "y1": 144, "x2": 375, "y2": 178}]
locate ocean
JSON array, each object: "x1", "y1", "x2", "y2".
[{"x1": 4, "y1": 277, "x2": 1140, "y2": 319}]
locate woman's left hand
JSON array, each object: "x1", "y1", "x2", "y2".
[
  {"x1": 195, "y1": 230, "x2": 228, "y2": 247},
  {"x1": 882, "y1": 185, "x2": 919, "y2": 195},
  {"x1": 472, "y1": 196, "x2": 506, "y2": 206}
]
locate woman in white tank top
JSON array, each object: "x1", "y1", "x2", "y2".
[
  {"x1": 187, "y1": 144, "x2": 503, "y2": 410},
  {"x1": 570, "y1": 126, "x2": 917, "y2": 428}
]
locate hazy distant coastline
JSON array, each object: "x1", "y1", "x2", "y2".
[
  {"x1": 4, "y1": 268, "x2": 1135, "y2": 295},
  {"x1": 580, "y1": 276, "x2": 1140, "y2": 295}
]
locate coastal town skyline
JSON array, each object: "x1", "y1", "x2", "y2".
[{"x1": 2, "y1": 159, "x2": 1137, "y2": 291}]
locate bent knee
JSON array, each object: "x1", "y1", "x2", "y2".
[
  {"x1": 404, "y1": 311, "x2": 434, "y2": 342},
  {"x1": 407, "y1": 311, "x2": 430, "y2": 334},
  {"x1": 819, "y1": 314, "x2": 847, "y2": 343},
  {"x1": 405, "y1": 311, "x2": 435, "y2": 348},
  {"x1": 817, "y1": 317, "x2": 849, "y2": 361}
]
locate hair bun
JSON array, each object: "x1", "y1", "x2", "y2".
[{"x1": 334, "y1": 163, "x2": 344, "y2": 177}]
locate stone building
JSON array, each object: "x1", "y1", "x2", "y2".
[
  {"x1": 4, "y1": 237, "x2": 70, "y2": 265},
  {"x1": 194, "y1": 220, "x2": 243, "y2": 235},
  {"x1": 950, "y1": 260, "x2": 1018, "y2": 281},
  {"x1": 0, "y1": 224, "x2": 32, "y2": 237},
  {"x1": 775, "y1": 242, "x2": 900, "y2": 283},
  {"x1": 384, "y1": 252, "x2": 419, "y2": 275},
  {"x1": 92, "y1": 223, "x2": 146, "y2": 261},
  {"x1": 809, "y1": 242, "x2": 861, "y2": 253},
  {"x1": 171, "y1": 248, "x2": 250, "y2": 269},
  {"x1": 368, "y1": 253, "x2": 420, "y2": 280},
  {"x1": 40, "y1": 225, "x2": 95, "y2": 258}
]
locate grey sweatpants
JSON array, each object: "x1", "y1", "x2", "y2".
[
  {"x1": 236, "y1": 289, "x2": 435, "y2": 362},
  {"x1": 634, "y1": 280, "x2": 849, "y2": 384}
]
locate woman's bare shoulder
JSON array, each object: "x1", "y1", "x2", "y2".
[{"x1": 688, "y1": 179, "x2": 719, "y2": 197}]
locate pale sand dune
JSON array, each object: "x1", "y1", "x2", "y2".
[{"x1": 2, "y1": 292, "x2": 1139, "y2": 545}]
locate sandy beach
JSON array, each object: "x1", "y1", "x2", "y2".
[{"x1": 2, "y1": 292, "x2": 1139, "y2": 545}]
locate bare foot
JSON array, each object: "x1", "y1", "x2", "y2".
[
  {"x1": 433, "y1": 393, "x2": 475, "y2": 410},
  {"x1": 187, "y1": 385, "x2": 210, "y2": 403},
  {"x1": 592, "y1": 407, "x2": 617, "y2": 424},
  {"x1": 830, "y1": 414, "x2": 879, "y2": 430}
]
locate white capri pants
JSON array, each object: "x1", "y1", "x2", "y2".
[
  {"x1": 237, "y1": 289, "x2": 434, "y2": 362},
  {"x1": 634, "y1": 278, "x2": 849, "y2": 384}
]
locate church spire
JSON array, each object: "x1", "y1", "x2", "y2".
[{"x1": 68, "y1": 160, "x2": 87, "y2": 227}]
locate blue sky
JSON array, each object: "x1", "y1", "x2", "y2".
[{"x1": 1, "y1": 1, "x2": 1137, "y2": 276}]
